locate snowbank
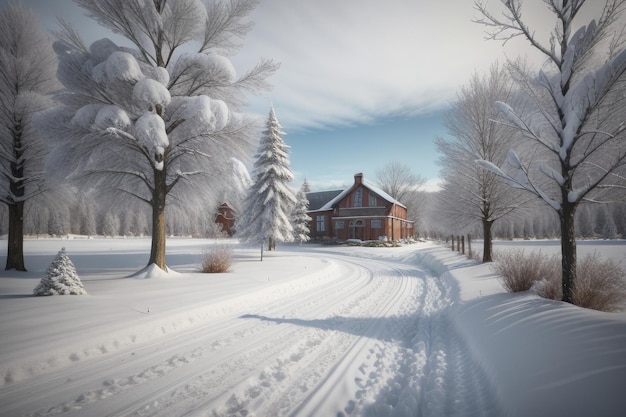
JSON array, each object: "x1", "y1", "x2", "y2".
[
  {"x1": 416, "y1": 244, "x2": 626, "y2": 417},
  {"x1": 454, "y1": 293, "x2": 626, "y2": 417}
]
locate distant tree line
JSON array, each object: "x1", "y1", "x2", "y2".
[
  {"x1": 0, "y1": 189, "x2": 225, "y2": 238},
  {"x1": 420, "y1": 196, "x2": 626, "y2": 242},
  {"x1": 1, "y1": 183, "x2": 622, "y2": 242}
]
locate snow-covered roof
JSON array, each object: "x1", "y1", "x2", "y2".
[
  {"x1": 306, "y1": 190, "x2": 343, "y2": 211},
  {"x1": 362, "y1": 178, "x2": 406, "y2": 208},
  {"x1": 309, "y1": 174, "x2": 406, "y2": 212}
]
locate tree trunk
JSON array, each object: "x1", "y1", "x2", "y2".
[
  {"x1": 268, "y1": 236, "x2": 275, "y2": 251},
  {"x1": 6, "y1": 119, "x2": 26, "y2": 271},
  {"x1": 560, "y1": 203, "x2": 577, "y2": 304},
  {"x1": 148, "y1": 167, "x2": 167, "y2": 270},
  {"x1": 482, "y1": 218, "x2": 494, "y2": 262},
  {"x1": 5, "y1": 202, "x2": 26, "y2": 271}
]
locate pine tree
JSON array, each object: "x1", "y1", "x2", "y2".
[
  {"x1": 34, "y1": 248, "x2": 86, "y2": 296},
  {"x1": 238, "y1": 107, "x2": 296, "y2": 251},
  {"x1": 292, "y1": 180, "x2": 312, "y2": 243}
]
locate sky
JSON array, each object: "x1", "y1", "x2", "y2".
[{"x1": 2, "y1": 0, "x2": 607, "y2": 191}]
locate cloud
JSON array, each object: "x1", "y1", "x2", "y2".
[{"x1": 232, "y1": 0, "x2": 517, "y2": 131}]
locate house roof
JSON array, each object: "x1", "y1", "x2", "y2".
[
  {"x1": 361, "y1": 178, "x2": 406, "y2": 208},
  {"x1": 307, "y1": 174, "x2": 406, "y2": 212},
  {"x1": 306, "y1": 190, "x2": 343, "y2": 211}
]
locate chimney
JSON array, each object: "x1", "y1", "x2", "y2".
[{"x1": 354, "y1": 173, "x2": 363, "y2": 185}]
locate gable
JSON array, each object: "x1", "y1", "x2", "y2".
[
  {"x1": 321, "y1": 180, "x2": 406, "y2": 210},
  {"x1": 361, "y1": 178, "x2": 405, "y2": 208},
  {"x1": 305, "y1": 173, "x2": 407, "y2": 213}
]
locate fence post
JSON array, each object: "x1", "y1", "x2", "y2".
[{"x1": 461, "y1": 235, "x2": 465, "y2": 255}]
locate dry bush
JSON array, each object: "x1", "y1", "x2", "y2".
[
  {"x1": 468, "y1": 248, "x2": 483, "y2": 262},
  {"x1": 202, "y1": 244, "x2": 233, "y2": 273},
  {"x1": 530, "y1": 276, "x2": 561, "y2": 301},
  {"x1": 573, "y1": 253, "x2": 626, "y2": 312},
  {"x1": 492, "y1": 249, "x2": 560, "y2": 293},
  {"x1": 494, "y1": 249, "x2": 626, "y2": 312}
]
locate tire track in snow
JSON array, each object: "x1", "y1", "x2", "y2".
[
  {"x1": 335, "y1": 270, "x2": 436, "y2": 417},
  {"x1": 7, "y1": 249, "x2": 504, "y2": 417},
  {"x1": 286, "y1": 264, "x2": 418, "y2": 417},
  {"x1": 13, "y1": 257, "x2": 377, "y2": 417},
  {"x1": 146, "y1": 257, "x2": 411, "y2": 417},
  {"x1": 343, "y1": 269, "x2": 505, "y2": 417}
]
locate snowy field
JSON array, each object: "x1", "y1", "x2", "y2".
[
  {"x1": 0, "y1": 238, "x2": 625, "y2": 417},
  {"x1": 478, "y1": 239, "x2": 626, "y2": 263}
]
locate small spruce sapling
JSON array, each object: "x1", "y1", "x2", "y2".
[
  {"x1": 34, "y1": 248, "x2": 86, "y2": 296},
  {"x1": 292, "y1": 180, "x2": 312, "y2": 244}
]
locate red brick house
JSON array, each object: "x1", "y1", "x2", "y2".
[
  {"x1": 307, "y1": 173, "x2": 413, "y2": 241},
  {"x1": 215, "y1": 203, "x2": 236, "y2": 236}
]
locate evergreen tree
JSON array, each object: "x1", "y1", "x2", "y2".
[
  {"x1": 292, "y1": 180, "x2": 312, "y2": 243},
  {"x1": 34, "y1": 248, "x2": 86, "y2": 296},
  {"x1": 238, "y1": 107, "x2": 296, "y2": 251}
]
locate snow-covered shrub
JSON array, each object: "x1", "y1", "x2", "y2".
[
  {"x1": 362, "y1": 240, "x2": 400, "y2": 247},
  {"x1": 202, "y1": 244, "x2": 233, "y2": 273},
  {"x1": 492, "y1": 249, "x2": 559, "y2": 293},
  {"x1": 573, "y1": 253, "x2": 626, "y2": 312},
  {"x1": 33, "y1": 248, "x2": 86, "y2": 295}
]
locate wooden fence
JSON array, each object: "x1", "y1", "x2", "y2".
[{"x1": 449, "y1": 234, "x2": 472, "y2": 258}]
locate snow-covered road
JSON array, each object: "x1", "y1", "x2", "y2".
[{"x1": 0, "y1": 241, "x2": 502, "y2": 417}]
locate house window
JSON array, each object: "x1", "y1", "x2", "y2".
[
  {"x1": 335, "y1": 221, "x2": 344, "y2": 229},
  {"x1": 369, "y1": 194, "x2": 378, "y2": 206},
  {"x1": 371, "y1": 219, "x2": 382, "y2": 229},
  {"x1": 316, "y1": 215, "x2": 326, "y2": 232},
  {"x1": 353, "y1": 188, "x2": 363, "y2": 207}
]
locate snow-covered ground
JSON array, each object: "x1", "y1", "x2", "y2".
[
  {"x1": 0, "y1": 238, "x2": 625, "y2": 417},
  {"x1": 480, "y1": 238, "x2": 626, "y2": 263}
]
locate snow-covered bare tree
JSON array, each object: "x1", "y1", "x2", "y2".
[
  {"x1": 40, "y1": 0, "x2": 278, "y2": 272},
  {"x1": 475, "y1": 0, "x2": 626, "y2": 302},
  {"x1": 435, "y1": 64, "x2": 529, "y2": 262},
  {"x1": 292, "y1": 179, "x2": 312, "y2": 243},
  {"x1": 237, "y1": 107, "x2": 296, "y2": 251},
  {"x1": 375, "y1": 161, "x2": 426, "y2": 232},
  {"x1": 375, "y1": 161, "x2": 425, "y2": 203},
  {"x1": 0, "y1": 3, "x2": 57, "y2": 270}
]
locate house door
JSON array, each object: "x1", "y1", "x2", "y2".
[{"x1": 349, "y1": 220, "x2": 364, "y2": 240}]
